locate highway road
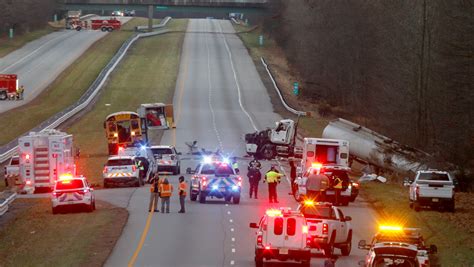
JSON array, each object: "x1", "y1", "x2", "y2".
[
  {"x1": 100, "y1": 19, "x2": 379, "y2": 267},
  {"x1": 0, "y1": 17, "x2": 131, "y2": 114}
]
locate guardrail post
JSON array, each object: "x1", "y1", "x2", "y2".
[
  {"x1": 9, "y1": 28, "x2": 13, "y2": 39},
  {"x1": 148, "y1": 5, "x2": 153, "y2": 32}
]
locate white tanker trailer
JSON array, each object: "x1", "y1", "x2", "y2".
[{"x1": 322, "y1": 118, "x2": 432, "y2": 175}]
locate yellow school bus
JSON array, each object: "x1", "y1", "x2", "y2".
[{"x1": 104, "y1": 111, "x2": 145, "y2": 155}]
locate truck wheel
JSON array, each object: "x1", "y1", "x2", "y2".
[
  {"x1": 134, "y1": 179, "x2": 140, "y2": 187},
  {"x1": 225, "y1": 195, "x2": 232, "y2": 202},
  {"x1": 414, "y1": 201, "x2": 421, "y2": 212},
  {"x1": 0, "y1": 91, "x2": 7, "y2": 100},
  {"x1": 341, "y1": 231, "x2": 352, "y2": 256},
  {"x1": 86, "y1": 203, "x2": 94, "y2": 212},
  {"x1": 199, "y1": 192, "x2": 206, "y2": 203},
  {"x1": 324, "y1": 232, "x2": 336, "y2": 257},
  {"x1": 75, "y1": 26, "x2": 82, "y2": 31},
  {"x1": 101, "y1": 27, "x2": 107, "y2": 32},
  {"x1": 233, "y1": 194, "x2": 240, "y2": 204},
  {"x1": 262, "y1": 144, "x2": 276, "y2": 160},
  {"x1": 107, "y1": 27, "x2": 114, "y2": 32},
  {"x1": 190, "y1": 193, "x2": 197, "y2": 201},
  {"x1": 255, "y1": 256, "x2": 263, "y2": 267}
]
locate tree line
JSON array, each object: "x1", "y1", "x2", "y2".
[{"x1": 265, "y1": 0, "x2": 473, "y2": 188}]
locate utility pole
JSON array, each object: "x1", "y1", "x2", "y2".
[{"x1": 148, "y1": 5, "x2": 153, "y2": 32}]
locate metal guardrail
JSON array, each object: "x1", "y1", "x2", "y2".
[
  {"x1": 0, "y1": 18, "x2": 173, "y2": 164},
  {"x1": 135, "y1": 17, "x2": 172, "y2": 32},
  {"x1": 0, "y1": 192, "x2": 17, "y2": 217},
  {"x1": 260, "y1": 57, "x2": 308, "y2": 117}
]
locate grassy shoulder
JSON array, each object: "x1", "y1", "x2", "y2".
[
  {"x1": 0, "y1": 26, "x2": 56, "y2": 58},
  {"x1": 69, "y1": 19, "x2": 188, "y2": 186},
  {"x1": 0, "y1": 198, "x2": 127, "y2": 267},
  {"x1": 0, "y1": 18, "x2": 157, "y2": 146},
  {"x1": 361, "y1": 183, "x2": 474, "y2": 266},
  {"x1": 233, "y1": 23, "x2": 330, "y2": 137}
]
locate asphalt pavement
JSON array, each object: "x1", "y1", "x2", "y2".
[
  {"x1": 102, "y1": 19, "x2": 379, "y2": 267},
  {"x1": 0, "y1": 17, "x2": 131, "y2": 114}
]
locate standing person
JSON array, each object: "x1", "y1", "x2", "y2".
[
  {"x1": 232, "y1": 157, "x2": 239, "y2": 174},
  {"x1": 148, "y1": 178, "x2": 160, "y2": 212},
  {"x1": 265, "y1": 166, "x2": 284, "y2": 203},
  {"x1": 248, "y1": 157, "x2": 261, "y2": 171},
  {"x1": 305, "y1": 169, "x2": 330, "y2": 201},
  {"x1": 289, "y1": 160, "x2": 297, "y2": 195},
  {"x1": 178, "y1": 176, "x2": 187, "y2": 213},
  {"x1": 333, "y1": 176, "x2": 343, "y2": 205},
  {"x1": 159, "y1": 178, "x2": 173, "y2": 213},
  {"x1": 247, "y1": 167, "x2": 261, "y2": 199}
]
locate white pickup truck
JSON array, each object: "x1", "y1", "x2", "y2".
[
  {"x1": 298, "y1": 201, "x2": 352, "y2": 257},
  {"x1": 406, "y1": 170, "x2": 455, "y2": 212},
  {"x1": 4, "y1": 156, "x2": 20, "y2": 186}
]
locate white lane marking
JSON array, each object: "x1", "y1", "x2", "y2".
[
  {"x1": 216, "y1": 20, "x2": 258, "y2": 132},
  {"x1": 227, "y1": 211, "x2": 231, "y2": 215},
  {"x1": 232, "y1": 248, "x2": 236, "y2": 253},
  {"x1": 230, "y1": 228, "x2": 234, "y2": 232},
  {"x1": 205, "y1": 21, "x2": 224, "y2": 150},
  {"x1": 277, "y1": 161, "x2": 292, "y2": 186},
  {"x1": 230, "y1": 260, "x2": 235, "y2": 265},
  {"x1": 231, "y1": 237, "x2": 235, "y2": 242},
  {"x1": 0, "y1": 32, "x2": 73, "y2": 73},
  {"x1": 225, "y1": 204, "x2": 229, "y2": 207},
  {"x1": 229, "y1": 219, "x2": 233, "y2": 223}
]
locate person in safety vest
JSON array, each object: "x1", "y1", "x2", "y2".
[
  {"x1": 232, "y1": 157, "x2": 239, "y2": 174},
  {"x1": 136, "y1": 160, "x2": 145, "y2": 179},
  {"x1": 306, "y1": 168, "x2": 329, "y2": 202},
  {"x1": 178, "y1": 176, "x2": 187, "y2": 213},
  {"x1": 159, "y1": 178, "x2": 173, "y2": 213},
  {"x1": 264, "y1": 166, "x2": 284, "y2": 203},
  {"x1": 333, "y1": 176, "x2": 343, "y2": 205},
  {"x1": 148, "y1": 178, "x2": 160, "y2": 212},
  {"x1": 17, "y1": 85, "x2": 24, "y2": 100}
]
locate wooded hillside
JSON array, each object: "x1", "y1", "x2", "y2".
[{"x1": 265, "y1": 0, "x2": 473, "y2": 185}]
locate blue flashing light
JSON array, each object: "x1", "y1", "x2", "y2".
[
  {"x1": 212, "y1": 185, "x2": 219, "y2": 190},
  {"x1": 222, "y1": 157, "x2": 230, "y2": 164},
  {"x1": 232, "y1": 185, "x2": 239, "y2": 191},
  {"x1": 140, "y1": 145, "x2": 147, "y2": 150}
]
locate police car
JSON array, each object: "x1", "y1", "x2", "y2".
[
  {"x1": 359, "y1": 225, "x2": 437, "y2": 267},
  {"x1": 51, "y1": 175, "x2": 95, "y2": 214},
  {"x1": 103, "y1": 156, "x2": 143, "y2": 187},
  {"x1": 359, "y1": 242, "x2": 421, "y2": 267},
  {"x1": 187, "y1": 156, "x2": 241, "y2": 204},
  {"x1": 249, "y1": 208, "x2": 312, "y2": 266}
]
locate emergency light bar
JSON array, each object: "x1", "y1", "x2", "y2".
[
  {"x1": 59, "y1": 173, "x2": 74, "y2": 181},
  {"x1": 379, "y1": 225, "x2": 403, "y2": 231},
  {"x1": 266, "y1": 209, "x2": 282, "y2": 217},
  {"x1": 311, "y1": 162, "x2": 323, "y2": 169}
]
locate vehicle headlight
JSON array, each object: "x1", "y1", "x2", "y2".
[
  {"x1": 232, "y1": 185, "x2": 239, "y2": 191},
  {"x1": 212, "y1": 185, "x2": 218, "y2": 190}
]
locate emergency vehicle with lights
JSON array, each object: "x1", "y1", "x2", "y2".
[
  {"x1": 118, "y1": 146, "x2": 157, "y2": 183},
  {"x1": 18, "y1": 130, "x2": 76, "y2": 193},
  {"x1": 103, "y1": 156, "x2": 143, "y2": 187},
  {"x1": 406, "y1": 170, "x2": 455, "y2": 212},
  {"x1": 359, "y1": 225, "x2": 437, "y2": 267},
  {"x1": 359, "y1": 242, "x2": 420, "y2": 267},
  {"x1": 188, "y1": 157, "x2": 242, "y2": 204},
  {"x1": 294, "y1": 163, "x2": 353, "y2": 205},
  {"x1": 249, "y1": 208, "x2": 312, "y2": 266},
  {"x1": 0, "y1": 74, "x2": 19, "y2": 100},
  {"x1": 150, "y1": 145, "x2": 181, "y2": 175},
  {"x1": 51, "y1": 174, "x2": 95, "y2": 214},
  {"x1": 297, "y1": 201, "x2": 353, "y2": 257}
]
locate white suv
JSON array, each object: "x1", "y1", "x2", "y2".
[
  {"x1": 150, "y1": 145, "x2": 181, "y2": 175},
  {"x1": 249, "y1": 208, "x2": 311, "y2": 266},
  {"x1": 51, "y1": 175, "x2": 95, "y2": 214},
  {"x1": 103, "y1": 156, "x2": 142, "y2": 187}
]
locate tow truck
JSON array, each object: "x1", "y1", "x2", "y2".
[
  {"x1": 359, "y1": 225, "x2": 437, "y2": 267},
  {"x1": 187, "y1": 156, "x2": 242, "y2": 204},
  {"x1": 297, "y1": 201, "x2": 353, "y2": 257},
  {"x1": 249, "y1": 208, "x2": 312, "y2": 266}
]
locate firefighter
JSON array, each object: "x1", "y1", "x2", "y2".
[
  {"x1": 148, "y1": 178, "x2": 160, "y2": 212},
  {"x1": 232, "y1": 157, "x2": 239, "y2": 174},
  {"x1": 247, "y1": 166, "x2": 261, "y2": 199},
  {"x1": 178, "y1": 176, "x2": 187, "y2": 213},
  {"x1": 264, "y1": 166, "x2": 284, "y2": 203},
  {"x1": 17, "y1": 85, "x2": 24, "y2": 100},
  {"x1": 159, "y1": 178, "x2": 173, "y2": 213},
  {"x1": 333, "y1": 176, "x2": 343, "y2": 205}
]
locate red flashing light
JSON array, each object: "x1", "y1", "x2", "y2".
[
  {"x1": 26, "y1": 180, "x2": 32, "y2": 185},
  {"x1": 257, "y1": 235, "x2": 263, "y2": 245},
  {"x1": 311, "y1": 162, "x2": 323, "y2": 169},
  {"x1": 24, "y1": 154, "x2": 30, "y2": 160},
  {"x1": 118, "y1": 146, "x2": 124, "y2": 151},
  {"x1": 306, "y1": 237, "x2": 312, "y2": 246},
  {"x1": 302, "y1": 225, "x2": 308, "y2": 234},
  {"x1": 132, "y1": 165, "x2": 136, "y2": 172},
  {"x1": 237, "y1": 176, "x2": 242, "y2": 181},
  {"x1": 265, "y1": 246, "x2": 271, "y2": 250},
  {"x1": 322, "y1": 223, "x2": 328, "y2": 235}
]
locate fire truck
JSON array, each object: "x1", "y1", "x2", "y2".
[
  {"x1": 0, "y1": 74, "x2": 19, "y2": 100},
  {"x1": 18, "y1": 130, "x2": 76, "y2": 193},
  {"x1": 71, "y1": 18, "x2": 121, "y2": 32}
]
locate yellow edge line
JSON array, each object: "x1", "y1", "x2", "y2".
[{"x1": 128, "y1": 23, "x2": 188, "y2": 267}]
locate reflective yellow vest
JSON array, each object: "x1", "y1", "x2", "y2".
[{"x1": 266, "y1": 171, "x2": 282, "y2": 183}]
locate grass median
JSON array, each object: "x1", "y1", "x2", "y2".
[
  {"x1": 0, "y1": 18, "x2": 158, "y2": 146},
  {"x1": 361, "y1": 182, "x2": 474, "y2": 266},
  {"x1": 68, "y1": 19, "x2": 188, "y2": 186},
  {"x1": 0, "y1": 198, "x2": 127, "y2": 267}
]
